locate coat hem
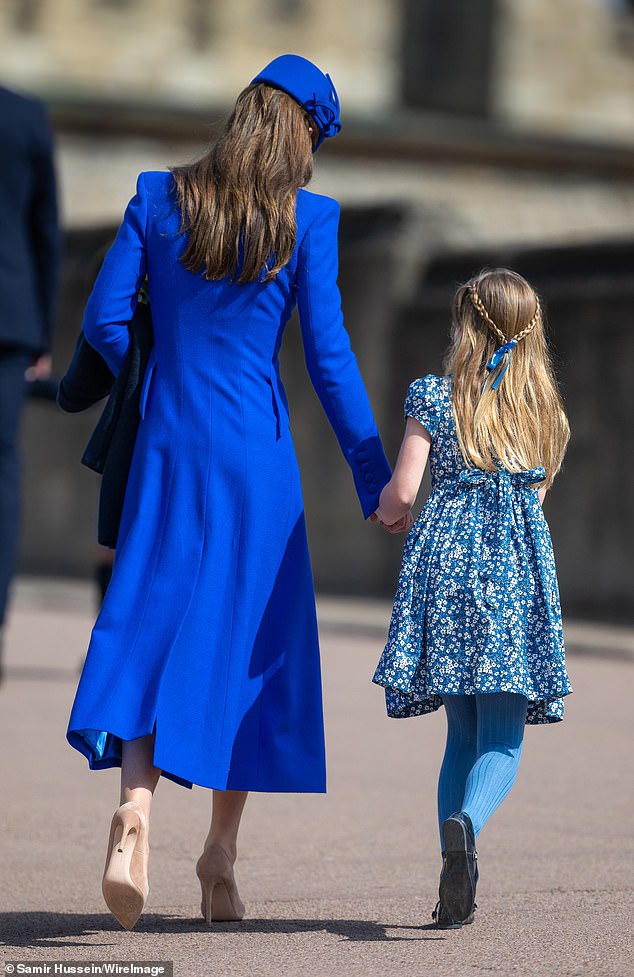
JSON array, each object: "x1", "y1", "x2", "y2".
[{"x1": 66, "y1": 726, "x2": 326, "y2": 792}]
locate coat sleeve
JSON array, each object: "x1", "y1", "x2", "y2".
[
  {"x1": 57, "y1": 330, "x2": 115, "y2": 412},
  {"x1": 296, "y1": 197, "x2": 391, "y2": 518},
  {"x1": 82, "y1": 173, "x2": 148, "y2": 376}
]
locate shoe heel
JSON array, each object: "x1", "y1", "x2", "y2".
[
  {"x1": 196, "y1": 844, "x2": 244, "y2": 923},
  {"x1": 198, "y1": 878, "x2": 242, "y2": 925},
  {"x1": 441, "y1": 817, "x2": 467, "y2": 853}
]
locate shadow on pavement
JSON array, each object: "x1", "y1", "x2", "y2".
[{"x1": 0, "y1": 912, "x2": 444, "y2": 946}]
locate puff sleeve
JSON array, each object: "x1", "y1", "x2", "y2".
[{"x1": 404, "y1": 376, "x2": 441, "y2": 438}]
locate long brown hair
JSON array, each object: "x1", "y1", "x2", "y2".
[
  {"x1": 171, "y1": 84, "x2": 315, "y2": 284},
  {"x1": 445, "y1": 268, "x2": 570, "y2": 488}
]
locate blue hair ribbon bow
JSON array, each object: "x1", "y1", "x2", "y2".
[{"x1": 483, "y1": 338, "x2": 518, "y2": 392}]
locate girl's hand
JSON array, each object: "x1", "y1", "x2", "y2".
[{"x1": 375, "y1": 417, "x2": 431, "y2": 525}]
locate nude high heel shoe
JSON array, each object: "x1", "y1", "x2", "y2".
[
  {"x1": 102, "y1": 801, "x2": 149, "y2": 930},
  {"x1": 196, "y1": 843, "x2": 245, "y2": 923}
]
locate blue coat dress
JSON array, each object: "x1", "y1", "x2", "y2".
[{"x1": 67, "y1": 171, "x2": 391, "y2": 792}]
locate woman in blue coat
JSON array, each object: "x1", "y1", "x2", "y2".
[{"x1": 66, "y1": 56, "x2": 391, "y2": 930}]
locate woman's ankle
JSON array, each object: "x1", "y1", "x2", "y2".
[
  {"x1": 203, "y1": 836, "x2": 237, "y2": 863},
  {"x1": 118, "y1": 792, "x2": 152, "y2": 832}
]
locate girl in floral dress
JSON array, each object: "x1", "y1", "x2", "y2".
[{"x1": 372, "y1": 268, "x2": 572, "y2": 929}]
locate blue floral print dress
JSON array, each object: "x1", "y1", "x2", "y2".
[{"x1": 372, "y1": 375, "x2": 572, "y2": 724}]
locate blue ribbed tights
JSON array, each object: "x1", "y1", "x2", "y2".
[{"x1": 438, "y1": 692, "x2": 528, "y2": 845}]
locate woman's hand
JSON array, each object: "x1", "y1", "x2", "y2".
[
  {"x1": 384, "y1": 511, "x2": 414, "y2": 534},
  {"x1": 371, "y1": 509, "x2": 414, "y2": 534}
]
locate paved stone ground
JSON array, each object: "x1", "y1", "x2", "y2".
[{"x1": 1, "y1": 579, "x2": 633, "y2": 977}]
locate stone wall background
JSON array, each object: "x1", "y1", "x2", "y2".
[
  {"x1": 4, "y1": 1, "x2": 634, "y2": 145},
  {"x1": 0, "y1": 0, "x2": 399, "y2": 112},
  {"x1": 494, "y1": 0, "x2": 634, "y2": 143}
]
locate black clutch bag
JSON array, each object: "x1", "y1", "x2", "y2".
[{"x1": 57, "y1": 300, "x2": 154, "y2": 547}]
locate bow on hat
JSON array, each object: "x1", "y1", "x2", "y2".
[{"x1": 303, "y1": 77, "x2": 341, "y2": 141}]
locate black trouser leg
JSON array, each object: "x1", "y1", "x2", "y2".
[{"x1": 0, "y1": 349, "x2": 31, "y2": 630}]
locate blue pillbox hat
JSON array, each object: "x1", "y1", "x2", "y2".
[{"x1": 251, "y1": 54, "x2": 341, "y2": 151}]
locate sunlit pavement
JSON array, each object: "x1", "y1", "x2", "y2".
[{"x1": 1, "y1": 578, "x2": 632, "y2": 977}]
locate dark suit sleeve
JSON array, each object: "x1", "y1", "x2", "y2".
[
  {"x1": 29, "y1": 102, "x2": 60, "y2": 354},
  {"x1": 296, "y1": 196, "x2": 391, "y2": 518}
]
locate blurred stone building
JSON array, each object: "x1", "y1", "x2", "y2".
[{"x1": 1, "y1": 0, "x2": 633, "y2": 618}]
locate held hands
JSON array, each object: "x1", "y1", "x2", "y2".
[
  {"x1": 369, "y1": 509, "x2": 414, "y2": 534},
  {"x1": 369, "y1": 417, "x2": 429, "y2": 535},
  {"x1": 370, "y1": 461, "x2": 419, "y2": 534},
  {"x1": 383, "y1": 511, "x2": 413, "y2": 534}
]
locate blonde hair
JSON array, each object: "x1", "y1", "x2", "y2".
[
  {"x1": 445, "y1": 268, "x2": 570, "y2": 488},
  {"x1": 171, "y1": 84, "x2": 315, "y2": 284}
]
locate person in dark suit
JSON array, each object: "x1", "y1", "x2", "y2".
[{"x1": 0, "y1": 84, "x2": 60, "y2": 672}]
